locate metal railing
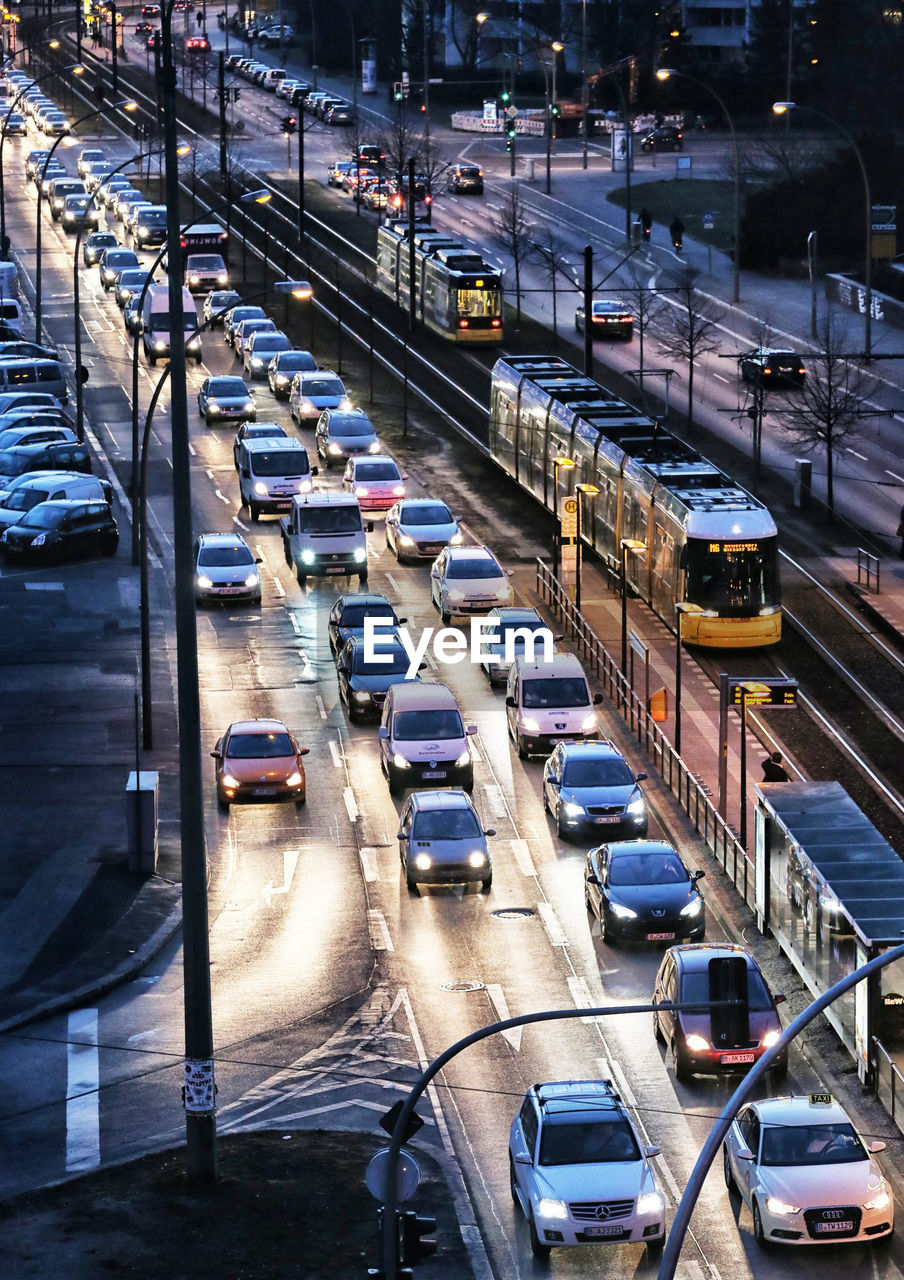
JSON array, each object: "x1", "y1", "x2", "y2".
[
  {"x1": 872, "y1": 1037, "x2": 904, "y2": 1134},
  {"x1": 534, "y1": 559, "x2": 755, "y2": 910},
  {"x1": 857, "y1": 547, "x2": 881, "y2": 594}
]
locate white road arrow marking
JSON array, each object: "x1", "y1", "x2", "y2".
[
  {"x1": 367, "y1": 909, "x2": 393, "y2": 951},
  {"x1": 344, "y1": 787, "x2": 359, "y2": 822},
  {"x1": 538, "y1": 901, "x2": 566, "y2": 946},
  {"x1": 510, "y1": 838, "x2": 536, "y2": 877},
  {"x1": 66, "y1": 1008, "x2": 99, "y2": 1172},
  {"x1": 262, "y1": 849, "x2": 300, "y2": 905},
  {"x1": 485, "y1": 983, "x2": 521, "y2": 1051}
]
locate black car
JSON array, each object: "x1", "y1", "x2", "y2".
[
  {"x1": 740, "y1": 348, "x2": 806, "y2": 390},
  {"x1": 327, "y1": 592, "x2": 405, "y2": 659},
  {"x1": 639, "y1": 125, "x2": 683, "y2": 152},
  {"x1": 0, "y1": 440, "x2": 92, "y2": 486},
  {"x1": 83, "y1": 231, "x2": 119, "y2": 268},
  {"x1": 447, "y1": 164, "x2": 484, "y2": 194},
  {"x1": 0, "y1": 498, "x2": 118, "y2": 562},
  {"x1": 0, "y1": 339, "x2": 59, "y2": 361},
  {"x1": 336, "y1": 635, "x2": 422, "y2": 718},
  {"x1": 584, "y1": 840, "x2": 705, "y2": 946}
]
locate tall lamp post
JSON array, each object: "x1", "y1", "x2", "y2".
[
  {"x1": 580, "y1": 0, "x2": 588, "y2": 170},
  {"x1": 574, "y1": 482, "x2": 598, "y2": 611},
  {"x1": 773, "y1": 100, "x2": 872, "y2": 361},
  {"x1": 657, "y1": 67, "x2": 741, "y2": 304},
  {"x1": 35, "y1": 98, "x2": 138, "y2": 342},
  {"x1": 673, "y1": 601, "x2": 703, "y2": 756},
  {"x1": 620, "y1": 537, "x2": 646, "y2": 682},
  {"x1": 551, "y1": 454, "x2": 575, "y2": 581},
  {"x1": 542, "y1": 40, "x2": 563, "y2": 196}
]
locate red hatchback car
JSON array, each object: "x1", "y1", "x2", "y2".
[
  {"x1": 652, "y1": 943, "x2": 787, "y2": 1081},
  {"x1": 211, "y1": 718, "x2": 309, "y2": 808}
]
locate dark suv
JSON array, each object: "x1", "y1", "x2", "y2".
[
  {"x1": 740, "y1": 348, "x2": 806, "y2": 389},
  {"x1": 639, "y1": 125, "x2": 682, "y2": 152},
  {"x1": 0, "y1": 498, "x2": 118, "y2": 562},
  {"x1": 447, "y1": 164, "x2": 484, "y2": 194}
]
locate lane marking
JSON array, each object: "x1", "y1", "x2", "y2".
[
  {"x1": 483, "y1": 783, "x2": 507, "y2": 818},
  {"x1": 343, "y1": 786, "x2": 358, "y2": 823},
  {"x1": 315, "y1": 694, "x2": 327, "y2": 720},
  {"x1": 367, "y1": 909, "x2": 393, "y2": 951},
  {"x1": 66, "y1": 1008, "x2": 100, "y2": 1173},
  {"x1": 272, "y1": 576, "x2": 285, "y2": 598},
  {"x1": 485, "y1": 983, "x2": 522, "y2": 1051},
  {"x1": 214, "y1": 489, "x2": 231, "y2": 504},
  {"x1": 567, "y1": 975, "x2": 598, "y2": 1023},
  {"x1": 359, "y1": 847, "x2": 379, "y2": 882},
  {"x1": 537, "y1": 901, "x2": 566, "y2": 946},
  {"x1": 289, "y1": 611, "x2": 302, "y2": 636},
  {"x1": 328, "y1": 739, "x2": 342, "y2": 768},
  {"x1": 262, "y1": 849, "x2": 300, "y2": 904},
  {"x1": 25, "y1": 581, "x2": 65, "y2": 591},
  {"x1": 386, "y1": 571, "x2": 401, "y2": 592},
  {"x1": 887, "y1": 470, "x2": 904, "y2": 484},
  {"x1": 510, "y1": 838, "x2": 536, "y2": 877},
  {"x1": 846, "y1": 448, "x2": 868, "y2": 461}
]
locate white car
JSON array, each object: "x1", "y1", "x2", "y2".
[
  {"x1": 385, "y1": 497, "x2": 462, "y2": 563},
  {"x1": 288, "y1": 370, "x2": 351, "y2": 423},
  {"x1": 509, "y1": 1079, "x2": 665, "y2": 1260},
  {"x1": 430, "y1": 544, "x2": 513, "y2": 624},
  {"x1": 723, "y1": 1094, "x2": 894, "y2": 1247}
]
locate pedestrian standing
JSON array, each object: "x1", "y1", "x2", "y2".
[{"x1": 762, "y1": 751, "x2": 789, "y2": 782}]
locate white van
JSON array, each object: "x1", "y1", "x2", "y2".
[
  {"x1": 379, "y1": 681, "x2": 477, "y2": 795},
  {"x1": 238, "y1": 435, "x2": 316, "y2": 520},
  {"x1": 505, "y1": 652, "x2": 603, "y2": 758},
  {"x1": 0, "y1": 470, "x2": 111, "y2": 528},
  {"x1": 280, "y1": 490, "x2": 370, "y2": 585},
  {"x1": 0, "y1": 298, "x2": 24, "y2": 336},
  {"x1": 141, "y1": 284, "x2": 202, "y2": 366},
  {"x1": 0, "y1": 359, "x2": 68, "y2": 403},
  {"x1": 184, "y1": 253, "x2": 228, "y2": 293}
]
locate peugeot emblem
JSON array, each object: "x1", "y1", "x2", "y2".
[
  {"x1": 430, "y1": 762, "x2": 437, "y2": 769},
  {"x1": 259, "y1": 776, "x2": 268, "y2": 782},
  {"x1": 652, "y1": 908, "x2": 665, "y2": 918}
]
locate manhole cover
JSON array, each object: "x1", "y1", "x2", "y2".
[
  {"x1": 440, "y1": 980, "x2": 485, "y2": 993},
  {"x1": 492, "y1": 908, "x2": 535, "y2": 920}
]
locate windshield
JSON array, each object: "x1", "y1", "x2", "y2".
[
  {"x1": 522, "y1": 677, "x2": 589, "y2": 709},
  {"x1": 608, "y1": 853, "x2": 687, "y2": 886},
  {"x1": 351, "y1": 645, "x2": 409, "y2": 674},
  {"x1": 354, "y1": 462, "x2": 399, "y2": 481},
  {"x1": 412, "y1": 809, "x2": 481, "y2": 840},
  {"x1": 393, "y1": 709, "x2": 464, "y2": 740},
  {"x1": 226, "y1": 731, "x2": 294, "y2": 759},
  {"x1": 539, "y1": 1116, "x2": 640, "y2": 1166},
  {"x1": 251, "y1": 450, "x2": 309, "y2": 477},
  {"x1": 190, "y1": 255, "x2": 225, "y2": 269},
  {"x1": 446, "y1": 558, "x2": 502, "y2": 580},
  {"x1": 245, "y1": 426, "x2": 286, "y2": 441},
  {"x1": 7, "y1": 487, "x2": 50, "y2": 511},
  {"x1": 299, "y1": 507, "x2": 363, "y2": 534},
  {"x1": 680, "y1": 968, "x2": 773, "y2": 1012},
  {"x1": 563, "y1": 759, "x2": 634, "y2": 788},
  {"x1": 0, "y1": 451, "x2": 32, "y2": 476},
  {"x1": 141, "y1": 211, "x2": 166, "y2": 224},
  {"x1": 338, "y1": 605, "x2": 396, "y2": 628},
  {"x1": 251, "y1": 336, "x2": 289, "y2": 352},
  {"x1": 198, "y1": 544, "x2": 254, "y2": 568},
  {"x1": 684, "y1": 536, "x2": 779, "y2": 612},
  {"x1": 301, "y1": 378, "x2": 344, "y2": 397},
  {"x1": 759, "y1": 1122, "x2": 866, "y2": 1167},
  {"x1": 400, "y1": 503, "x2": 451, "y2": 525},
  {"x1": 210, "y1": 379, "x2": 248, "y2": 396},
  {"x1": 333, "y1": 420, "x2": 374, "y2": 437},
  {"x1": 240, "y1": 321, "x2": 275, "y2": 337},
  {"x1": 275, "y1": 353, "x2": 316, "y2": 371},
  {"x1": 231, "y1": 308, "x2": 265, "y2": 324},
  {"x1": 21, "y1": 505, "x2": 63, "y2": 529}
]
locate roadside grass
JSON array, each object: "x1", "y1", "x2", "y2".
[{"x1": 608, "y1": 178, "x2": 739, "y2": 254}]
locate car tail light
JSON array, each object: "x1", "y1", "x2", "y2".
[{"x1": 457, "y1": 319, "x2": 469, "y2": 328}]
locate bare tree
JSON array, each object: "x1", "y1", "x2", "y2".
[
  {"x1": 658, "y1": 268, "x2": 722, "y2": 426},
  {"x1": 492, "y1": 184, "x2": 535, "y2": 327},
  {"x1": 375, "y1": 101, "x2": 425, "y2": 194},
  {"x1": 531, "y1": 228, "x2": 574, "y2": 340},
  {"x1": 622, "y1": 259, "x2": 665, "y2": 380},
  {"x1": 776, "y1": 309, "x2": 874, "y2": 520}
]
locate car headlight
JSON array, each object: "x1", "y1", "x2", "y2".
[
  {"x1": 328, "y1": 442, "x2": 343, "y2": 454},
  {"x1": 298, "y1": 479, "x2": 312, "y2": 493},
  {"x1": 221, "y1": 773, "x2": 241, "y2": 788},
  {"x1": 31, "y1": 533, "x2": 47, "y2": 546},
  {"x1": 207, "y1": 401, "x2": 220, "y2": 412},
  {"x1": 454, "y1": 751, "x2": 471, "y2": 768},
  {"x1": 218, "y1": 273, "x2": 228, "y2": 284},
  {"x1": 285, "y1": 771, "x2": 303, "y2": 787},
  {"x1": 243, "y1": 401, "x2": 254, "y2": 412},
  {"x1": 520, "y1": 716, "x2": 540, "y2": 732},
  {"x1": 253, "y1": 481, "x2": 268, "y2": 495},
  {"x1": 276, "y1": 374, "x2": 289, "y2": 385},
  {"x1": 251, "y1": 356, "x2": 264, "y2": 366},
  {"x1": 447, "y1": 588, "x2": 465, "y2": 602},
  {"x1": 627, "y1": 796, "x2": 645, "y2": 816},
  {"x1": 414, "y1": 853, "x2": 432, "y2": 870},
  {"x1": 353, "y1": 690, "x2": 371, "y2": 703},
  {"x1": 243, "y1": 573, "x2": 259, "y2": 588},
  {"x1": 450, "y1": 531, "x2": 464, "y2": 545},
  {"x1": 392, "y1": 753, "x2": 412, "y2": 769},
  {"x1": 392, "y1": 485, "x2": 406, "y2": 497},
  {"x1": 368, "y1": 441, "x2": 381, "y2": 453},
  {"x1": 536, "y1": 1198, "x2": 568, "y2": 1221},
  {"x1": 636, "y1": 1191, "x2": 665, "y2": 1216},
  {"x1": 468, "y1": 851, "x2": 487, "y2": 868},
  {"x1": 187, "y1": 338, "x2": 201, "y2": 349},
  {"x1": 399, "y1": 535, "x2": 416, "y2": 547},
  {"x1": 188, "y1": 274, "x2": 200, "y2": 285},
  {"x1": 581, "y1": 714, "x2": 599, "y2": 733},
  {"x1": 154, "y1": 340, "x2": 166, "y2": 350},
  {"x1": 353, "y1": 548, "x2": 367, "y2": 563},
  {"x1": 196, "y1": 574, "x2": 214, "y2": 589},
  {"x1": 610, "y1": 902, "x2": 637, "y2": 920},
  {"x1": 300, "y1": 398, "x2": 315, "y2": 411},
  {"x1": 864, "y1": 1188, "x2": 891, "y2": 1212},
  {"x1": 300, "y1": 549, "x2": 315, "y2": 565},
  {"x1": 339, "y1": 397, "x2": 353, "y2": 410},
  {"x1": 495, "y1": 583, "x2": 511, "y2": 599},
  {"x1": 355, "y1": 486, "x2": 369, "y2": 497},
  {"x1": 684, "y1": 1033, "x2": 710, "y2": 1052},
  {"x1": 765, "y1": 1197, "x2": 800, "y2": 1216},
  {"x1": 761, "y1": 1029, "x2": 781, "y2": 1048},
  {"x1": 680, "y1": 898, "x2": 703, "y2": 917}
]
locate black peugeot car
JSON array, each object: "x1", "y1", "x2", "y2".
[
  {"x1": 584, "y1": 840, "x2": 706, "y2": 946},
  {"x1": 0, "y1": 498, "x2": 118, "y2": 562}
]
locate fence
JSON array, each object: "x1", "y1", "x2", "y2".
[
  {"x1": 872, "y1": 1038, "x2": 904, "y2": 1137},
  {"x1": 534, "y1": 559, "x2": 755, "y2": 911}
]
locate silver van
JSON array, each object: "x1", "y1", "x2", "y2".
[
  {"x1": 0, "y1": 470, "x2": 111, "y2": 528},
  {"x1": 379, "y1": 681, "x2": 476, "y2": 796},
  {"x1": 237, "y1": 436, "x2": 316, "y2": 520},
  {"x1": 0, "y1": 359, "x2": 68, "y2": 403},
  {"x1": 506, "y1": 652, "x2": 603, "y2": 758}
]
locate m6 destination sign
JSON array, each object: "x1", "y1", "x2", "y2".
[{"x1": 729, "y1": 677, "x2": 798, "y2": 708}]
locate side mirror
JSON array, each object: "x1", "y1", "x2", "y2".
[
  {"x1": 466, "y1": 724, "x2": 477, "y2": 735},
  {"x1": 209, "y1": 748, "x2": 221, "y2": 758},
  {"x1": 311, "y1": 465, "x2": 319, "y2": 476},
  {"x1": 514, "y1": 1151, "x2": 532, "y2": 1166},
  {"x1": 418, "y1": 663, "x2": 427, "y2": 671},
  {"x1": 366, "y1": 521, "x2": 374, "y2": 533},
  {"x1": 255, "y1": 556, "x2": 262, "y2": 564},
  {"x1": 506, "y1": 569, "x2": 514, "y2": 576},
  {"x1": 736, "y1": 1147, "x2": 756, "y2": 1162},
  {"x1": 505, "y1": 695, "x2": 515, "y2": 707},
  {"x1": 430, "y1": 567, "x2": 440, "y2": 578},
  {"x1": 242, "y1": 467, "x2": 250, "y2": 478},
  {"x1": 401, "y1": 473, "x2": 409, "y2": 480},
  {"x1": 692, "y1": 869, "x2": 706, "y2": 883},
  {"x1": 869, "y1": 1140, "x2": 887, "y2": 1154},
  {"x1": 396, "y1": 830, "x2": 405, "y2": 840},
  {"x1": 483, "y1": 828, "x2": 496, "y2": 837},
  {"x1": 588, "y1": 873, "x2": 601, "y2": 887},
  {"x1": 297, "y1": 747, "x2": 310, "y2": 757},
  {"x1": 378, "y1": 726, "x2": 389, "y2": 739},
  {"x1": 636, "y1": 771, "x2": 647, "y2": 781},
  {"x1": 644, "y1": 1144, "x2": 661, "y2": 1158},
  {"x1": 397, "y1": 616, "x2": 408, "y2": 624},
  {"x1": 593, "y1": 693, "x2": 604, "y2": 705},
  {"x1": 774, "y1": 993, "x2": 786, "y2": 1005}
]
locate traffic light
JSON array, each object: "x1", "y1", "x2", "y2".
[
  {"x1": 393, "y1": 81, "x2": 403, "y2": 101},
  {"x1": 550, "y1": 101, "x2": 560, "y2": 118},
  {"x1": 282, "y1": 114, "x2": 297, "y2": 135},
  {"x1": 499, "y1": 88, "x2": 511, "y2": 105},
  {"x1": 400, "y1": 1212, "x2": 437, "y2": 1269},
  {"x1": 233, "y1": 87, "x2": 241, "y2": 102}
]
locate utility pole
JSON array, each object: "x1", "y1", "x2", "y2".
[
  {"x1": 297, "y1": 120, "x2": 304, "y2": 246},
  {"x1": 583, "y1": 245, "x2": 593, "y2": 378},
  {"x1": 217, "y1": 50, "x2": 226, "y2": 182},
  {"x1": 407, "y1": 155, "x2": 416, "y2": 330}
]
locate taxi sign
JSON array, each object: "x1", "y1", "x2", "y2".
[
  {"x1": 729, "y1": 677, "x2": 798, "y2": 709},
  {"x1": 809, "y1": 1092, "x2": 833, "y2": 1104}
]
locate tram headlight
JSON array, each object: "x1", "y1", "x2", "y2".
[{"x1": 758, "y1": 605, "x2": 781, "y2": 616}]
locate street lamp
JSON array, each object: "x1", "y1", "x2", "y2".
[
  {"x1": 35, "y1": 98, "x2": 138, "y2": 341},
  {"x1": 0, "y1": 54, "x2": 83, "y2": 258},
  {"x1": 673, "y1": 600, "x2": 704, "y2": 756},
  {"x1": 551, "y1": 454, "x2": 575, "y2": 582},
  {"x1": 620, "y1": 537, "x2": 646, "y2": 683},
  {"x1": 542, "y1": 40, "x2": 563, "y2": 195},
  {"x1": 580, "y1": 0, "x2": 588, "y2": 170},
  {"x1": 574, "y1": 482, "x2": 598, "y2": 611},
  {"x1": 657, "y1": 68, "x2": 741, "y2": 304},
  {"x1": 773, "y1": 100, "x2": 872, "y2": 360}
]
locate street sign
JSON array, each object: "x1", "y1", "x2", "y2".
[
  {"x1": 365, "y1": 1148, "x2": 420, "y2": 1204},
  {"x1": 560, "y1": 541, "x2": 577, "y2": 582},
  {"x1": 379, "y1": 1100, "x2": 425, "y2": 1143},
  {"x1": 872, "y1": 204, "x2": 896, "y2": 232},
  {"x1": 702, "y1": 210, "x2": 714, "y2": 231},
  {"x1": 506, "y1": 104, "x2": 518, "y2": 119},
  {"x1": 560, "y1": 496, "x2": 578, "y2": 539},
  {"x1": 729, "y1": 678, "x2": 798, "y2": 708}
]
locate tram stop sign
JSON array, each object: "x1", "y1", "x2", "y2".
[
  {"x1": 729, "y1": 677, "x2": 798, "y2": 708},
  {"x1": 560, "y1": 496, "x2": 578, "y2": 539}
]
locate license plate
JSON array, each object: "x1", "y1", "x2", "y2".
[
  {"x1": 583, "y1": 1224, "x2": 622, "y2": 1238},
  {"x1": 325, "y1": 566, "x2": 346, "y2": 574},
  {"x1": 647, "y1": 932, "x2": 675, "y2": 941},
  {"x1": 252, "y1": 787, "x2": 276, "y2": 796},
  {"x1": 216, "y1": 587, "x2": 244, "y2": 595},
  {"x1": 422, "y1": 770, "x2": 446, "y2": 779},
  {"x1": 595, "y1": 815, "x2": 620, "y2": 823},
  {"x1": 720, "y1": 1052, "x2": 755, "y2": 1065},
  {"x1": 815, "y1": 1221, "x2": 853, "y2": 1233}
]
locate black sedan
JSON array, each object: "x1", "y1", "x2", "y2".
[
  {"x1": 197, "y1": 376, "x2": 256, "y2": 426},
  {"x1": 639, "y1": 125, "x2": 683, "y2": 152},
  {"x1": 574, "y1": 299, "x2": 634, "y2": 340},
  {"x1": 740, "y1": 348, "x2": 806, "y2": 390},
  {"x1": 584, "y1": 840, "x2": 706, "y2": 946},
  {"x1": 0, "y1": 340, "x2": 59, "y2": 361},
  {"x1": 336, "y1": 635, "x2": 421, "y2": 718},
  {"x1": 0, "y1": 498, "x2": 118, "y2": 562},
  {"x1": 327, "y1": 592, "x2": 405, "y2": 659},
  {"x1": 83, "y1": 231, "x2": 119, "y2": 268}
]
